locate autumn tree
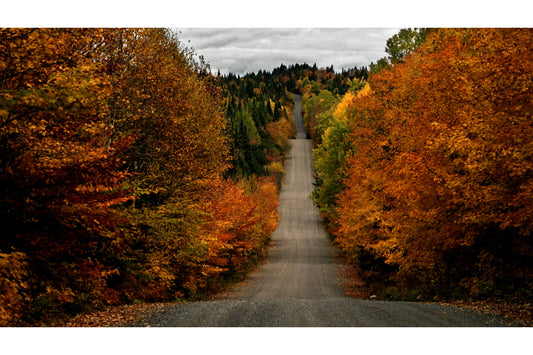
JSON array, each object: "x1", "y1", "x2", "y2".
[
  {"x1": 385, "y1": 28, "x2": 431, "y2": 64},
  {"x1": 311, "y1": 82, "x2": 370, "y2": 232},
  {"x1": 0, "y1": 28, "x2": 133, "y2": 324},
  {"x1": 301, "y1": 89, "x2": 337, "y2": 146},
  {"x1": 335, "y1": 28, "x2": 533, "y2": 301},
  {"x1": 0, "y1": 28, "x2": 283, "y2": 325},
  {"x1": 370, "y1": 28, "x2": 431, "y2": 74},
  {"x1": 98, "y1": 28, "x2": 236, "y2": 301}
]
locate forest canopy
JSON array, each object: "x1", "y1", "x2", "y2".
[
  {"x1": 0, "y1": 28, "x2": 287, "y2": 325},
  {"x1": 304, "y1": 28, "x2": 533, "y2": 302},
  {"x1": 1, "y1": 27, "x2": 531, "y2": 325}
]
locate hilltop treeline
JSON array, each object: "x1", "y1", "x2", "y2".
[
  {"x1": 219, "y1": 60, "x2": 367, "y2": 183},
  {"x1": 221, "y1": 70, "x2": 295, "y2": 182}
]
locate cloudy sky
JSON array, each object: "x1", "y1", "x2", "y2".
[
  {"x1": 175, "y1": 28, "x2": 399, "y2": 76},
  {"x1": 4, "y1": 0, "x2": 526, "y2": 77}
]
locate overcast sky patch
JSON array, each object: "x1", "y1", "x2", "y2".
[{"x1": 175, "y1": 28, "x2": 400, "y2": 75}]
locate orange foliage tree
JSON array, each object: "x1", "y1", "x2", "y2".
[
  {"x1": 0, "y1": 28, "x2": 281, "y2": 325},
  {"x1": 201, "y1": 177, "x2": 279, "y2": 289},
  {"x1": 103, "y1": 29, "x2": 234, "y2": 302},
  {"x1": 335, "y1": 28, "x2": 533, "y2": 300},
  {"x1": 0, "y1": 29, "x2": 134, "y2": 324}
]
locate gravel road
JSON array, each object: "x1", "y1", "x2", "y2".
[{"x1": 134, "y1": 94, "x2": 513, "y2": 327}]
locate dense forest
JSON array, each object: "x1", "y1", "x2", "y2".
[
  {"x1": 303, "y1": 28, "x2": 533, "y2": 303},
  {"x1": 1, "y1": 27, "x2": 531, "y2": 326},
  {"x1": 0, "y1": 28, "x2": 291, "y2": 326}
]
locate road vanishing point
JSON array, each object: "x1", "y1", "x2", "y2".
[{"x1": 135, "y1": 94, "x2": 512, "y2": 327}]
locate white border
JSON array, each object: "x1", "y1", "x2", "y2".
[{"x1": 1, "y1": 0, "x2": 531, "y2": 27}]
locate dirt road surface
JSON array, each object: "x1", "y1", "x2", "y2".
[{"x1": 134, "y1": 95, "x2": 513, "y2": 327}]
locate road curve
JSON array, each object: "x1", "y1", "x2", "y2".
[{"x1": 134, "y1": 94, "x2": 512, "y2": 327}]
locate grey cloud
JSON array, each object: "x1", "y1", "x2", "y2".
[{"x1": 176, "y1": 28, "x2": 399, "y2": 75}]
